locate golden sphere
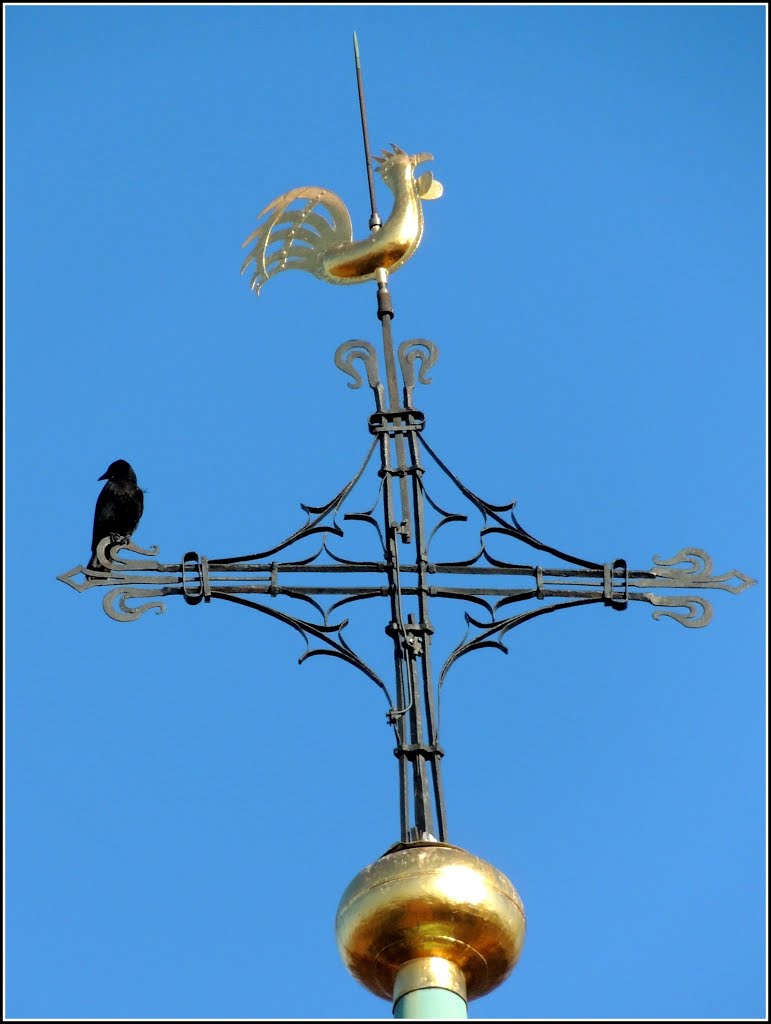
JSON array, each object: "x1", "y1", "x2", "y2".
[{"x1": 335, "y1": 841, "x2": 526, "y2": 1002}]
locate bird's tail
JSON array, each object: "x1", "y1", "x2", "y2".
[
  {"x1": 86, "y1": 551, "x2": 104, "y2": 575},
  {"x1": 241, "y1": 187, "x2": 353, "y2": 295},
  {"x1": 87, "y1": 536, "x2": 116, "y2": 574}
]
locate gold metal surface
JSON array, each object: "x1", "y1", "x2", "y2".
[
  {"x1": 241, "y1": 145, "x2": 442, "y2": 295},
  {"x1": 393, "y1": 957, "x2": 467, "y2": 1004},
  {"x1": 335, "y1": 841, "x2": 526, "y2": 1002}
]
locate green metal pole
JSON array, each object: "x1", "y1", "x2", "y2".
[{"x1": 392, "y1": 958, "x2": 468, "y2": 1019}]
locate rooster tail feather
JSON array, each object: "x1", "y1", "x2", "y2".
[{"x1": 241, "y1": 187, "x2": 353, "y2": 293}]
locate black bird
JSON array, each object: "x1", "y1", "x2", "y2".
[{"x1": 87, "y1": 459, "x2": 144, "y2": 572}]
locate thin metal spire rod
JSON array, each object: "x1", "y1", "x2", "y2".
[
  {"x1": 378, "y1": 285, "x2": 413, "y2": 543},
  {"x1": 353, "y1": 31, "x2": 382, "y2": 231}
]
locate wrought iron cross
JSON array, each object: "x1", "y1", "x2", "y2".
[{"x1": 57, "y1": 273, "x2": 756, "y2": 844}]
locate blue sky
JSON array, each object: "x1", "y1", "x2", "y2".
[{"x1": 6, "y1": 4, "x2": 766, "y2": 1020}]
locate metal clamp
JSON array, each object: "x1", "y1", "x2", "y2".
[
  {"x1": 603, "y1": 558, "x2": 628, "y2": 610},
  {"x1": 368, "y1": 410, "x2": 425, "y2": 435},
  {"x1": 394, "y1": 742, "x2": 445, "y2": 761},
  {"x1": 181, "y1": 551, "x2": 211, "y2": 606}
]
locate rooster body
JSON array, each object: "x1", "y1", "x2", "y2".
[{"x1": 241, "y1": 144, "x2": 443, "y2": 295}]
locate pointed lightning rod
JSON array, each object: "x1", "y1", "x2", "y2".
[{"x1": 353, "y1": 31, "x2": 382, "y2": 232}]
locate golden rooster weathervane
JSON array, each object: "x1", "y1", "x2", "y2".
[{"x1": 241, "y1": 34, "x2": 442, "y2": 296}]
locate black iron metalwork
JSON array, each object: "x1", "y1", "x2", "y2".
[{"x1": 58, "y1": 293, "x2": 756, "y2": 844}]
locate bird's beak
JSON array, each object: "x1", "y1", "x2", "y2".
[
  {"x1": 98, "y1": 471, "x2": 109, "y2": 481},
  {"x1": 410, "y1": 152, "x2": 434, "y2": 168}
]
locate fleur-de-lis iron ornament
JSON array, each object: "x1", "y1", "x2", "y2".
[{"x1": 58, "y1": 37, "x2": 756, "y2": 850}]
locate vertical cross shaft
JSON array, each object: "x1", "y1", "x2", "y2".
[
  {"x1": 375, "y1": 278, "x2": 446, "y2": 842},
  {"x1": 357, "y1": 22, "x2": 443, "y2": 835},
  {"x1": 378, "y1": 276, "x2": 413, "y2": 541}
]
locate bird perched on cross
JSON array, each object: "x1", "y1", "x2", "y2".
[{"x1": 87, "y1": 459, "x2": 144, "y2": 573}]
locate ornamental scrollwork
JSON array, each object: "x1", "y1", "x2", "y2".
[
  {"x1": 334, "y1": 339, "x2": 382, "y2": 399},
  {"x1": 398, "y1": 338, "x2": 440, "y2": 397}
]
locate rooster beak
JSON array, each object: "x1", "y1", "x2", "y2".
[{"x1": 411, "y1": 152, "x2": 434, "y2": 167}]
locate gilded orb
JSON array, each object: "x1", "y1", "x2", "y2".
[{"x1": 335, "y1": 841, "x2": 526, "y2": 1002}]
